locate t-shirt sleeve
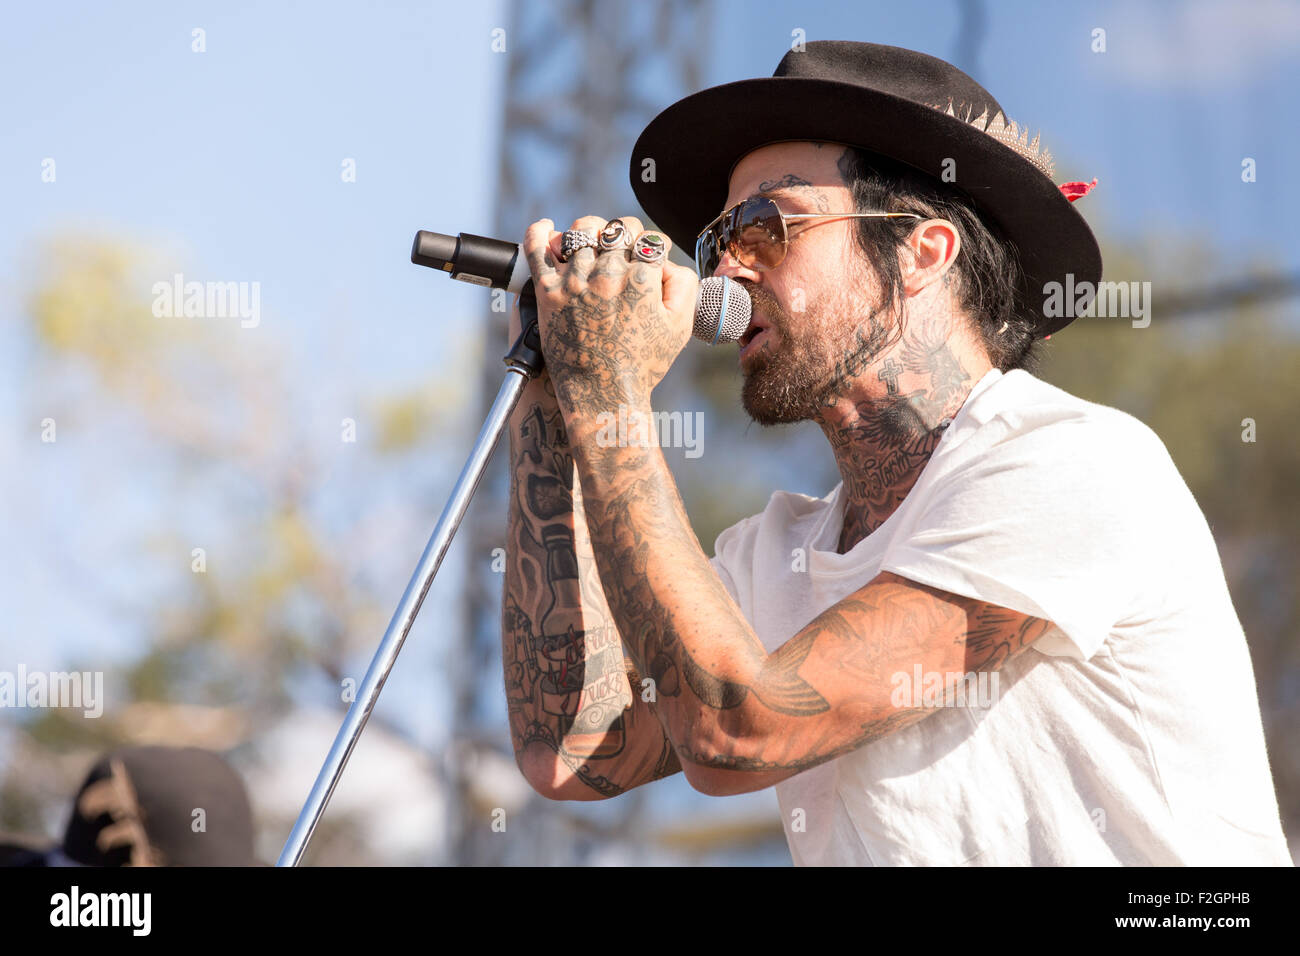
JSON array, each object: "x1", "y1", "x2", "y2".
[
  {"x1": 711, "y1": 554, "x2": 740, "y2": 604},
  {"x1": 879, "y1": 409, "x2": 1175, "y2": 661},
  {"x1": 710, "y1": 507, "x2": 767, "y2": 615}
]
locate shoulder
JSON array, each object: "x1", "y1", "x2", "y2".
[
  {"x1": 914, "y1": 369, "x2": 1198, "y2": 540},
  {"x1": 960, "y1": 369, "x2": 1175, "y2": 474}
]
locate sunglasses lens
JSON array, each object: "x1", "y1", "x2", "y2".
[
  {"x1": 737, "y1": 198, "x2": 786, "y2": 269},
  {"x1": 699, "y1": 197, "x2": 788, "y2": 276}
]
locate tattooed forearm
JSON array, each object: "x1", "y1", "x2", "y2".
[
  {"x1": 677, "y1": 709, "x2": 924, "y2": 775},
  {"x1": 550, "y1": 418, "x2": 1052, "y2": 786},
  {"x1": 566, "y1": 417, "x2": 844, "y2": 762},
  {"x1": 669, "y1": 574, "x2": 1050, "y2": 777},
  {"x1": 514, "y1": 208, "x2": 1042, "y2": 792},
  {"x1": 503, "y1": 384, "x2": 682, "y2": 797}
]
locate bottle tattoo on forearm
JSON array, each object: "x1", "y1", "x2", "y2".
[{"x1": 506, "y1": 400, "x2": 632, "y2": 766}]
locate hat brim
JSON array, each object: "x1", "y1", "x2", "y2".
[{"x1": 630, "y1": 76, "x2": 1101, "y2": 336}]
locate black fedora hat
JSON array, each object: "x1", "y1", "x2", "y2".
[{"x1": 630, "y1": 41, "x2": 1101, "y2": 336}]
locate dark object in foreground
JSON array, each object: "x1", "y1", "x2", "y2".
[{"x1": 0, "y1": 745, "x2": 261, "y2": 866}]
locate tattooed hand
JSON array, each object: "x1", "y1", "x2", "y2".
[{"x1": 522, "y1": 216, "x2": 698, "y2": 419}]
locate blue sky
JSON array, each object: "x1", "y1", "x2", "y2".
[{"x1": 2, "y1": 0, "x2": 1297, "y2": 859}]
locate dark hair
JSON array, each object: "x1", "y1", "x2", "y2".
[{"x1": 837, "y1": 147, "x2": 1039, "y2": 371}]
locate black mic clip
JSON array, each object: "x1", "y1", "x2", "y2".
[{"x1": 504, "y1": 280, "x2": 545, "y2": 378}]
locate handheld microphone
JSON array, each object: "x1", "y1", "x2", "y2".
[
  {"x1": 411, "y1": 230, "x2": 751, "y2": 345},
  {"x1": 412, "y1": 230, "x2": 530, "y2": 293}
]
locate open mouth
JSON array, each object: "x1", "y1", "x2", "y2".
[
  {"x1": 738, "y1": 313, "x2": 775, "y2": 364},
  {"x1": 739, "y1": 313, "x2": 772, "y2": 349}
]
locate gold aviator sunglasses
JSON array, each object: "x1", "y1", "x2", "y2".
[{"x1": 695, "y1": 195, "x2": 922, "y2": 278}]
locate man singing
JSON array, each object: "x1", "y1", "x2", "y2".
[{"x1": 500, "y1": 41, "x2": 1290, "y2": 865}]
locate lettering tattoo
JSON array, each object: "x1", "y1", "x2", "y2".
[
  {"x1": 822, "y1": 318, "x2": 895, "y2": 403},
  {"x1": 758, "y1": 173, "x2": 832, "y2": 213},
  {"x1": 759, "y1": 174, "x2": 813, "y2": 192}
]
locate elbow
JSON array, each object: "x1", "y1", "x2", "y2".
[
  {"x1": 681, "y1": 760, "x2": 745, "y2": 797},
  {"x1": 678, "y1": 712, "x2": 789, "y2": 796},
  {"x1": 680, "y1": 748, "x2": 767, "y2": 797},
  {"x1": 515, "y1": 746, "x2": 615, "y2": 802},
  {"x1": 678, "y1": 726, "x2": 767, "y2": 797}
]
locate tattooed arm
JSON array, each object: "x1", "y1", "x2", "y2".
[
  {"x1": 565, "y1": 410, "x2": 1049, "y2": 795},
  {"x1": 502, "y1": 308, "x2": 681, "y2": 801},
  {"x1": 520, "y1": 215, "x2": 1051, "y2": 797}
]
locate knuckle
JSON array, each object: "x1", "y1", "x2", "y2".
[{"x1": 589, "y1": 259, "x2": 624, "y2": 282}]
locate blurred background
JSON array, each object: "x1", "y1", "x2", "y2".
[{"x1": 1, "y1": 0, "x2": 1296, "y2": 865}]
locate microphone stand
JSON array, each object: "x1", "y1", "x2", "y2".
[{"x1": 277, "y1": 281, "x2": 544, "y2": 867}]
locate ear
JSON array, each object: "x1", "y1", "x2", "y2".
[{"x1": 901, "y1": 219, "x2": 961, "y2": 296}]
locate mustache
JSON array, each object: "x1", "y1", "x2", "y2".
[{"x1": 736, "y1": 280, "x2": 789, "y2": 330}]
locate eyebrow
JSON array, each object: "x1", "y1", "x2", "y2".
[
  {"x1": 754, "y1": 186, "x2": 813, "y2": 203},
  {"x1": 715, "y1": 186, "x2": 814, "y2": 215},
  {"x1": 708, "y1": 185, "x2": 819, "y2": 226}
]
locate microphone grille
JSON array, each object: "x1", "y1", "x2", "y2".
[{"x1": 693, "y1": 276, "x2": 752, "y2": 345}]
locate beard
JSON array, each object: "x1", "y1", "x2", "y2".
[{"x1": 740, "y1": 279, "x2": 896, "y2": 425}]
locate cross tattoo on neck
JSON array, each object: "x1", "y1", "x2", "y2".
[{"x1": 878, "y1": 358, "x2": 903, "y2": 395}]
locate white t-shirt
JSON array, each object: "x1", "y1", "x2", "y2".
[{"x1": 710, "y1": 369, "x2": 1291, "y2": 866}]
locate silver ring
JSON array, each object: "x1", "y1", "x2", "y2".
[
  {"x1": 559, "y1": 230, "x2": 598, "y2": 262},
  {"x1": 598, "y1": 219, "x2": 633, "y2": 251},
  {"x1": 633, "y1": 232, "x2": 667, "y2": 264}
]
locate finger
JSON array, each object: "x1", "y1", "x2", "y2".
[
  {"x1": 524, "y1": 219, "x2": 559, "y2": 287},
  {"x1": 633, "y1": 228, "x2": 671, "y2": 264},
  {"x1": 661, "y1": 259, "x2": 699, "y2": 318},
  {"x1": 564, "y1": 215, "x2": 607, "y2": 288},
  {"x1": 545, "y1": 229, "x2": 563, "y2": 263},
  {"x1": 589, "y1": 216, "x2": 639, "y2": 285},
  {"x1": 626, "y1": 230, "x2": 671, "y2": 297},
  {"x1": 595, "y1": 215, "x2": 641, "y2": 259},
  {"x1": 600, "y1": 216, "x2": 643, "y2": 266},
  {"x1": 614, "y1": 216, "x2": 644, "y2": 240}
]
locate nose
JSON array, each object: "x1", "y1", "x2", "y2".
[{"x1": 710, "y1": 247, "x2": 762, "y2": 284}]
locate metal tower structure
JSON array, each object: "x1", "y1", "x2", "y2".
[{"x1": 448, "y1": 0, "x2": 712, "y2": 865}]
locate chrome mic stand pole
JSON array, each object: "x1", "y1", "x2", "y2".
[{"x1": 277, "y1": 281, "x2": 543, "y2": 867}]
